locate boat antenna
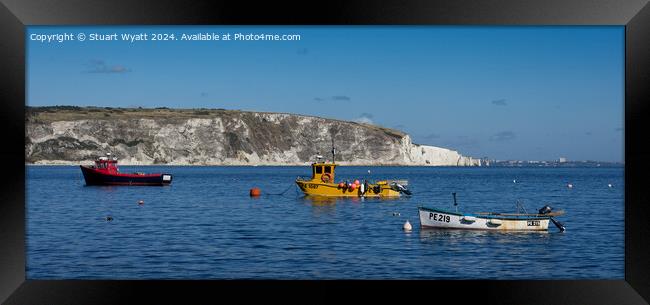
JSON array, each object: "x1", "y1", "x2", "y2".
[
  {"x1": 452, "y1": 192, "x2": 458, "y2": 213},
  {"x1": 331, "y1": 137, "x2": 336, "y2": 164}
]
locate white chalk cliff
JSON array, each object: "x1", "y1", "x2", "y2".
[{"x1": 25, "y1": 107, "x2": 480, "y2": 166}]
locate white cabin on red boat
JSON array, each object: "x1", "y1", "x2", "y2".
[{"x1": 93, "y1": 154, "x2": 119, "y2": 173}]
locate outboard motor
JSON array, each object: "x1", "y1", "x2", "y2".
[
  {"x1": 539, "y1": 205, "x2": 566, "y2": 232},
  {"x1": 551, "y1": 218, "x2": 566, "y2": 232},
  {"x1": 538, "y1": 205, "x2": 552, "y2": 215}
]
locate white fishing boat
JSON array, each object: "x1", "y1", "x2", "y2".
[{"x1": 418, "y1": 193, "x2": 566, "y2": 232}]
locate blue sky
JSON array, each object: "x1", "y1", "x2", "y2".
[{"x1": 27, "y1": 26, "x2": 624, "y2": 162}]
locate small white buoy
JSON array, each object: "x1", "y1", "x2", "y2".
[
  {"x1": 403, "y1": 220, "x2": 412, "y2": 231},
  {"x1": 513, "y1": 179, "x2": 517, "y2": 184},
  {"x1": 368, "y1": 170, "x2": 371, "y2": 174},
  {"x1": 138, "y1": 200, "x2": 144, "y2": 205},
  {"x1": 392, "y1": 212, "x2": 401, "y2": 216},
  {"x1": 567, "y1": 183, "x2": 573, "y2": 188},
  {"x1": 608, "y1": 183, "x2": 613, "y2": 188}
]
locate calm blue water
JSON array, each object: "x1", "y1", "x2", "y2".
[{"x1": 26, "y1": 165, "x2": 624, "y2": 279}]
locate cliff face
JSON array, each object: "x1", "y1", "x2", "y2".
[{"x1": 25, "y1": 107, "x2": 480, "y2": 166}]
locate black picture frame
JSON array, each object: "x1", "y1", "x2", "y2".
[{"x1": 1, "y1": 0, "x2": 649, "y2": 304}]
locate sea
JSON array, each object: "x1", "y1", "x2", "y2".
[{"x1": 26, "y1": 165, "x2": 624, "y2": 279}]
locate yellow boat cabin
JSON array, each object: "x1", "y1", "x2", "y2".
[{"x1": 295, "y1": 162, "x2": 410, "y2": 197}]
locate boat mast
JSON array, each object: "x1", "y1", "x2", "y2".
[
  {"x1": 452, "y1": 192, "x2": 458, "y2": 213},
  {"x1": 331, "y1": 137, "x2": 336, "y2": 164}
]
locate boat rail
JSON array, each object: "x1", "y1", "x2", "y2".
[{"x1": 475, "y1": 210, "x2": 565, "y2": 217}]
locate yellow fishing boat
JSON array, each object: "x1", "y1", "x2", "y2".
[{"x1": 295, "y1": 143, "x2": 411, "y2": 198}]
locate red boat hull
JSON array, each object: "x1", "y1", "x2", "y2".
[{"x1": 80, "y1": 165, "x2": 172, "y2": 186}]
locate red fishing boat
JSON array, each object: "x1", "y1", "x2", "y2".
[{"x1": 80, "y1": 153, "x2": 172, "y2": 186}]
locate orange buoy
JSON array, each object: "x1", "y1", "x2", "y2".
[
  {"x1": 249, "y1": 187, "x2": 261, "y2": 197},
  {"x1": 354, "y1": 179, "x2": 360, "y2": 185},
  {"x1": 338, "y1": 182, "x2": 345, "y2": 188},
  {"x1": 349, "y1": 183, "x2": 357, "y2": 190}
]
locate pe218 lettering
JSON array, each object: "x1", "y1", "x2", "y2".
[
  {"x1": 527, "y1": 220, "x2": 540, "y2": 226},
  {"x1": 429, "y1": 212, "x2": 450, "y2": 223}
]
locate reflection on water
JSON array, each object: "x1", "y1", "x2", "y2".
[
  {"x1": 301, "y1": 196, "x2": 337, "y2": 217},
  {"x1": 419, "y1": 227, "x2": 551, "y2": 244},
  {"x1": 419, "y1": 228, "x2": 560, "y2": 261},
  {"x1": 300, "y1": 195, "x2": 407, "y2": 205},
  {"x1": 301, "y1": 195, "x2": 343, "y2": 205}
]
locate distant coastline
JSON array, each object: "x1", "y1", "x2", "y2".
[
  {"x1": 487, "y1": 160, "x2": 623, "y2": 168},
  {"x1": 25, "y1": 161, "x2": 623, "y2": 168},
  {"x1": 25, "y1": 106, "x2": 622, "y2": 167}
]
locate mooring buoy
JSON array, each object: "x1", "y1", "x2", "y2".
[
  {"x1": 249, "y1": 187, "x2": 261, "y2": 197},
  {"x1": 403, "y1": 220, "x2": 412, "y2": 231},
  {"x1": 138, "y1": 200, "x2": 144, "y2": 205}
]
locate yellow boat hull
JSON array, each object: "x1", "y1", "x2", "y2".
[{"x1": 295, "y1": 179, "x2": 401, "y2": 197}]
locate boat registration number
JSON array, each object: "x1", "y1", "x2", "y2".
[
  {"x1": 306, "y1": 183, "x2": 319, "y2": 189},
  {"x1": 162, "y1": 175, "x2": 171, "y2": 181},
  {"x1": 429, "y1": 212, "x2": 450, "y2": 223},
  {"x1": 527, "y1": 220, "x2": 540, "y2": 226}
]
